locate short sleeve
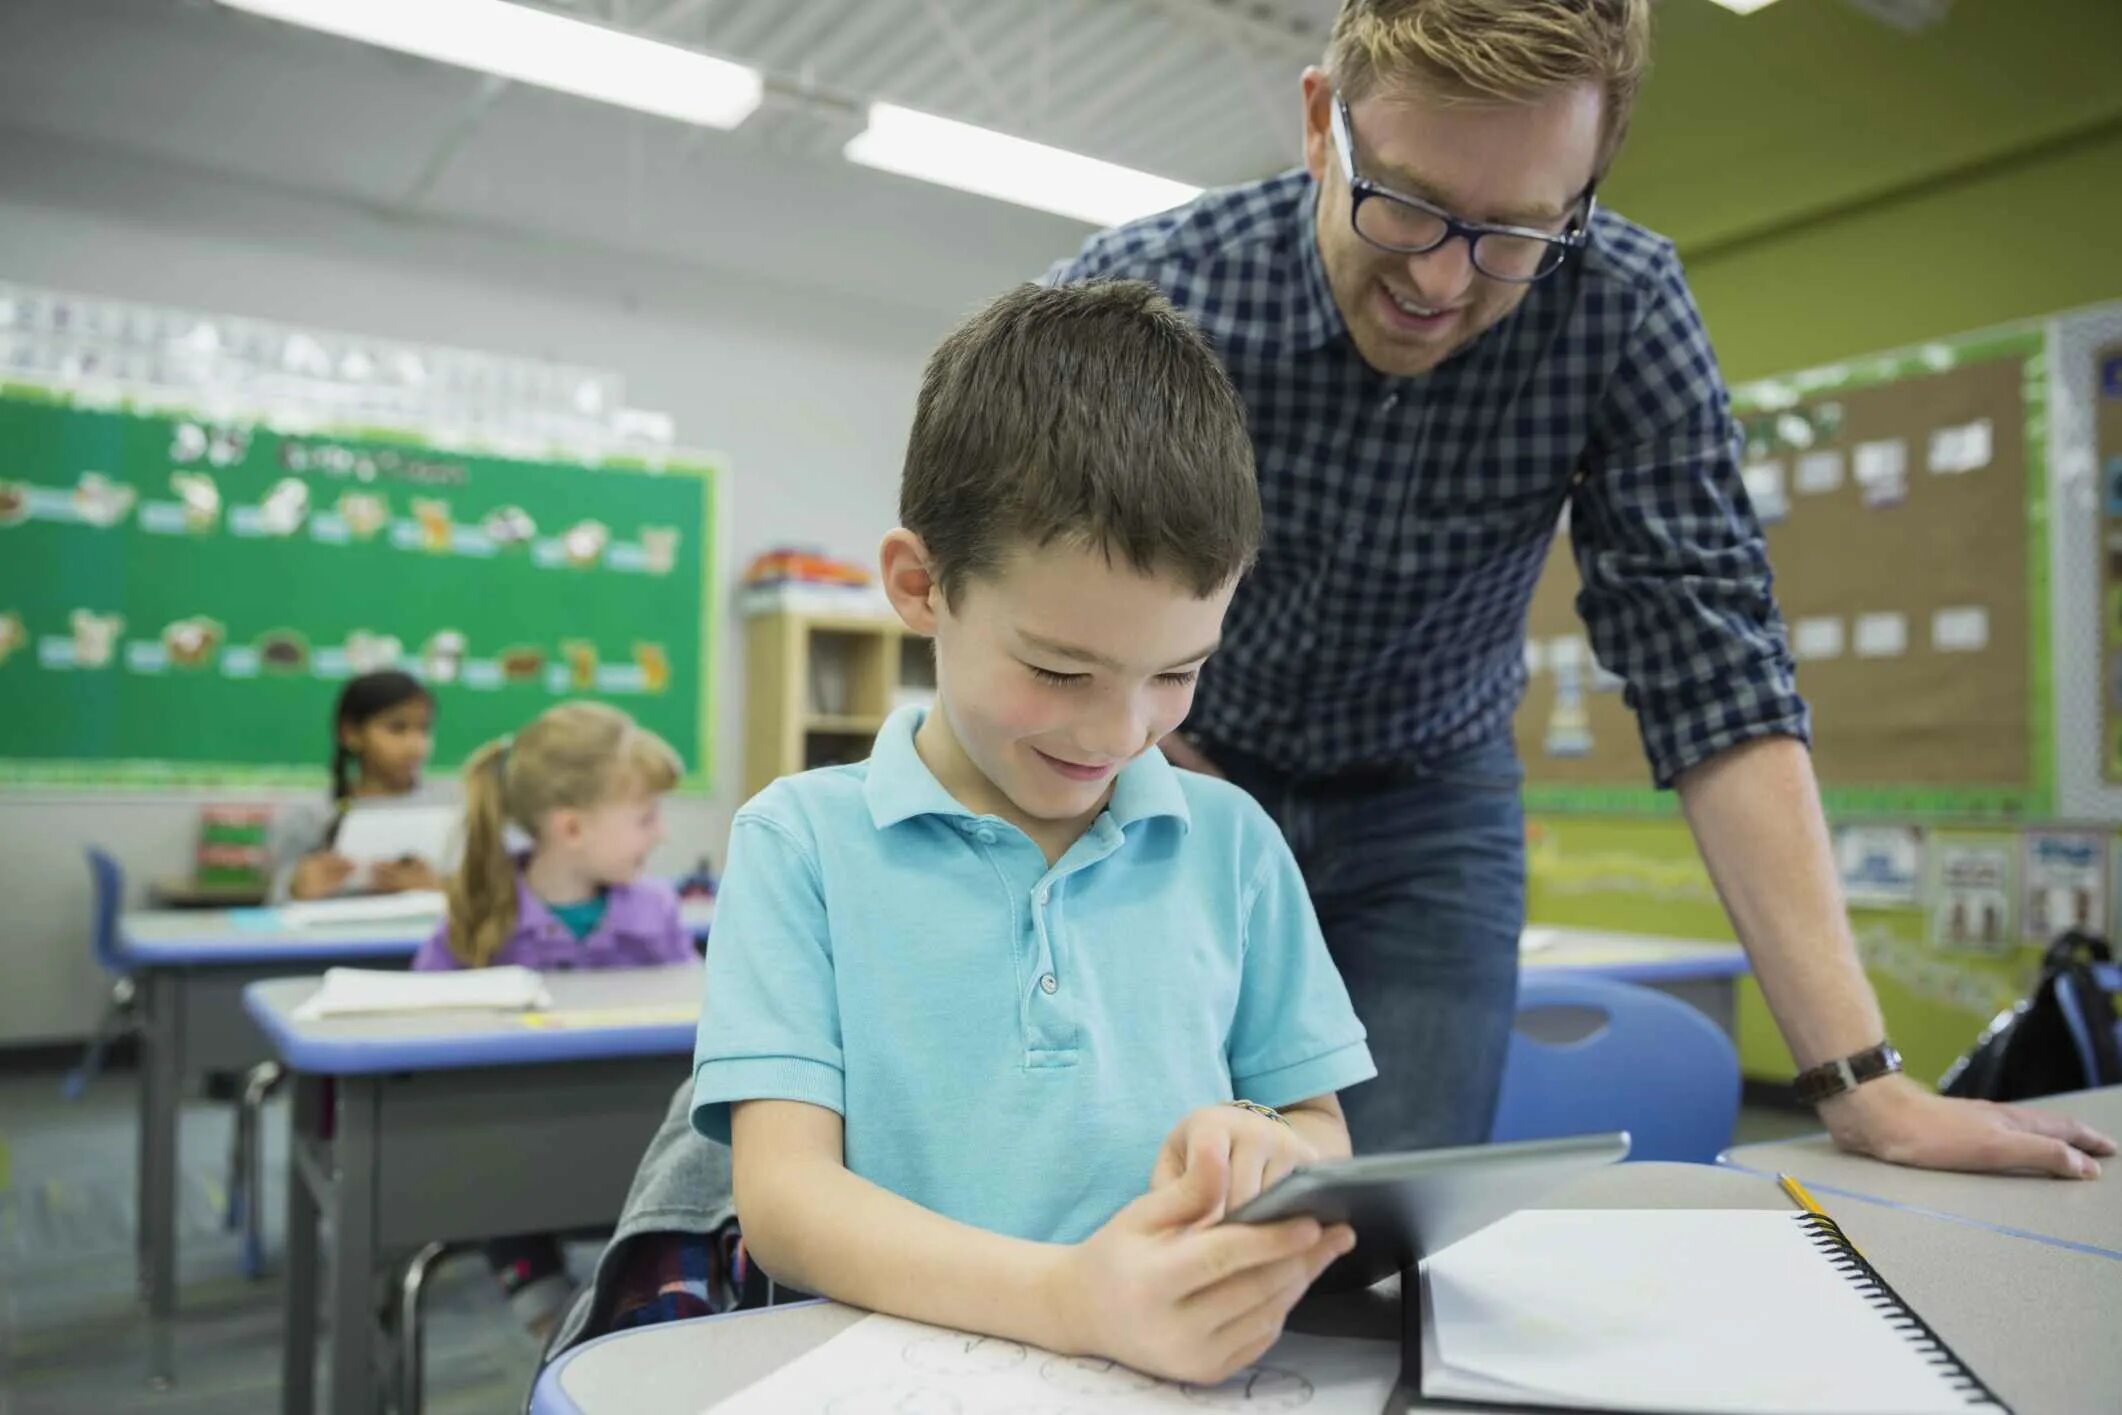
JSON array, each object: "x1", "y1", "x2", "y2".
[
  {"x1": 690, "y1": 812, "x2": 845, "y2": 1143},
  {"x1": 1226, "y1": 826, "x2": 1376, "y2": 1109}
]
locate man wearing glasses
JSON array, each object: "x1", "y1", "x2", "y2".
[{"x1": 1048, "y1": 0, "x2": 2113, "y2": 1178}]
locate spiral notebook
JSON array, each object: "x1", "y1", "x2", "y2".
[{"x1": 1419, "y1": 1208, "x2": 2005, "y2": 1413}]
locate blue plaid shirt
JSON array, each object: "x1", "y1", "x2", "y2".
[{"x1": 1046, "y1": 169, "x2": 1808, "y2": 787}]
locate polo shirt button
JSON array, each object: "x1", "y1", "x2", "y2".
[
  {"x1": 975, "y1": 826, "x2": 998, "y2": 844},
  {"x1": 1034, "y1": 885, "x2": 1050, "y2": 905},
  {"x1": 1039, "y1": 973, "x2": 1058, "y2": 995}
]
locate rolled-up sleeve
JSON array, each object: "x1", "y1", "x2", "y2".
[
  {"x1": 1570, "y1": 247, "x2": 1811, "y2": 788},
  {"x1": 690, "y1": 811, "x2": 844, "y2": 1143}
]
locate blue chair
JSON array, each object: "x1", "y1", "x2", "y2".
[
  {"x1": 1491, "y1": 972, "x2": 1740, "y2": 1164},
  {"x1": 63, "y1": 848, "x2": 135, "y2": 1099}
]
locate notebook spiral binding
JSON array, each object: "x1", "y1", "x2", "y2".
[{"x1": 1793, "y1": 1212, "x2": 2010, "y2": 1411}]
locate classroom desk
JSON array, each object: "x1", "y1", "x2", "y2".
[
  {"x1": 1723, "y1": 1084, "x2": 2122, "y2": 1258},
  {"x1": 118, "y1": 897, "x2": 714, "y2": 1328},
  {"x1": 532, "y1": 1158, "x2": 2122, "y2": 1415},
  {"x1": 244, "y1": 963, "x2": 704, "y2": 1415},
  {"x1": 1520, "y1": 925, "x2": 1749, "y2": 1036}
]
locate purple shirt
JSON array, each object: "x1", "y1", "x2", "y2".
[{"x1": 415, "y1": 867, "x2": 693, "y2": 972}]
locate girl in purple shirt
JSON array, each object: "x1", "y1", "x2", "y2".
[{"x1": 416, "y1": 699, "x2": 694, "y2": 1334}]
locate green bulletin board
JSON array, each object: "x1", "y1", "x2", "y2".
[{"x1": 0, "y1": 385, "x2": 719, "y2": 788}]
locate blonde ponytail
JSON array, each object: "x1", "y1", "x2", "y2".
[
  {"x1": 445, "y1": 737, "x2": 518, "y2": 968},
  {"x1": 441, "y1": 703, "x2": 683, "y2": 968}
]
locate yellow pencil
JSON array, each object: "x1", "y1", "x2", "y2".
[{"x1": 1780, "y1": 1172, "x2": 1865, "y2": 1258}]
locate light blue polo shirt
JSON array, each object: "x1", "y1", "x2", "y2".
[{"x1": 691, "y1": 706, "x2": 1375, "y2": 1244}]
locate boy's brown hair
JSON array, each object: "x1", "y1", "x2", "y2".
[
  {"x1": 899, "y1": 280, "x2": 1260, "y2": 603},
  {"x1": 1325, "y1": 0, "x2": 1653, "y2": 169}
]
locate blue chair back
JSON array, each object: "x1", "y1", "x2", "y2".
[
  {"x1": 1491, "y1": 972, "x2": 1739, "y2": 1163},
  {"x1": 85, "y1": 846, "x2": 128, "y2": 976}
]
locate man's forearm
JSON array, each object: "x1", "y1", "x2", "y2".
[{"x1": 1675, "y1": 734, "x2": 1884, "y2": 1070}]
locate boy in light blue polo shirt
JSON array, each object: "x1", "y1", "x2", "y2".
[{"x1": 693, "y1": 281, "x2": 1376, "y2": 1387}]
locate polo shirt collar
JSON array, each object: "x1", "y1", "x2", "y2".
[{"x1": 863, "y1": 705, "x2": 1191, "y2": 834}]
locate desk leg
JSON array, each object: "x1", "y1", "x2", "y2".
[
  {"x1": 282, "y1": 1073, "x2": 324, "y2": 1415},
  {"x1": 331, "y1": 1077, "x2": 382, "y2": 1415},
  {"x1": 137, "y1": 968, "x2": 182, "y2": 1326}
]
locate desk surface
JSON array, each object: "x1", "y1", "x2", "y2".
[
  {"x1": 1724, "y1": 1085, "x2": 2122, "y2": 1257},
  {"x1": 120, "y1": 895, "x2": 715, "y2": 965},
  {"x1": 538, "y1": 1158, "x2": 2119, "y2": 1415},
  {"x1": 1520, "y1": 925, "x2": 1748, "y2": 982},
  {"x1": 244, "y1": 962, "x2": 702, "y2": 1074}
]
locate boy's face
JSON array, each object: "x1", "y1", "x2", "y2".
[{"x1": 883, "y1": 534, "x2": 1233, "y2": 830}]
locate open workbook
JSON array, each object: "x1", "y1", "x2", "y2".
[
  {"x1": 1418, "y1": 1208, "x2": 2004, "y2": 1413},
  {"x1": 708, "y1": 1207, "x2": 2003, "y2": 1414}
]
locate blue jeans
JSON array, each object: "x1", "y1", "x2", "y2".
[{"x1": 1208, "y1": 735, "x2": 1527, "y2": 1153}]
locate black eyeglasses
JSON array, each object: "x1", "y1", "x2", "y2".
[{"x1": 1330, "y1": 95, "x2": 1595, "y2": 284}]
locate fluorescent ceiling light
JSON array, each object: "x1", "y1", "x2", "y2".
[
  {"x1": 216, "y1": 0, "x2": 763, "y2": 129},
  {"x1": 846, "y1": 103, "x2": 1203, "y2": 227},
  {"x1": 1707, "y1": 0, "x2": 1785, "y2": 13}
]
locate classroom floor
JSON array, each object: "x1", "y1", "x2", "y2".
[{"x1": 0, "y1": 1062, "x2": 1824, "y2": 1415}]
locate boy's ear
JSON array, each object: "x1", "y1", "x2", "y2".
[{"x1": 879, "y1": 529, "x2": 943, "y2": 636}]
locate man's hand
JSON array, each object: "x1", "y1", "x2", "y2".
[
  {"x1": 1157, "y1": 732, "x2": 1226, "y2": 779},
  {"x1": 1053, "y1": 1140, "x2": 1352, "y2": 1386},
  {"x1": 1822, "y1": 1075, "x2": 2114, "y2": 1178},
  {"x1": 1151, "y1": 1105, "x2": 1320, "y2": 1218}
]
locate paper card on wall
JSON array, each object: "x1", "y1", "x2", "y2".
[
  {"x1": 1741, "y1": 460, "x2": 1789, "y2": 523},
  {"x1": 1793, "y1": 616, "x2": 1844, "y2": 662},
  {"x1": 1835, "y1": 824, "x2": 1922, "y2": 907},
  {"x1": 1853, "y1": 439, "x2": 1908, "y2": 507},
  {"x1": 1930, "y1": 606, "x2": 1989, "y2": 653},
  {"x1": 1523, "y1": 640, "x2": 1545, "y2": 675},
  {"x1": 1926, "y1": 419, "x2": 1992, "y2": 475},
  {"x1": 1928, "y1": 836, "x2": 2014, "y2": 955},
  {"x1": 2023, "y1": 831, "x2": 2107, "y2": 942},
  {"x1": 1854, "y1": 612, "x2": 1907, "y2": 658},
  {"x1": 1795, "y1": 450, "x2": 1845, "y2": 496}
]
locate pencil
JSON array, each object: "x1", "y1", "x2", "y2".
[{"x1": 1780, "y1": 1172, "x2": 1865, "y2": 1257}]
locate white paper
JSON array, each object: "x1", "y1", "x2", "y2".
[
  {"x1": 334, "y1": 803, "x2": 461, "y2": 873},
  {"x1": 1792, "y1": 616, "x2": 1844, "y2": 662},
  {"x1": 1422, "y1": 1210, "x2": 1977, "y2": 1414},
  {"x1": 1930, "y1": 839, "x2": 2013, "y2": 954},
  {"x1": 1853, "y1": 612, "x2": 1907, "y2": 658},
  {"x1": 1740, "y1": 460, "x2": 1787, "y2": 523},
  {"x1": 274, "y1": 890, "x2": 446, "y2": 928},
  {"x1": 2023, "y1": 831, "x2": 2107, "y2": 941},
  {"x1": 1927, "y1": 418, "x2": 1992, "y2": 474},
  {"x1": 290, "y1": 964, "x2": 551, "y2": 1020},
  {"x1": 1931, "y1": 606, "x2": 1989, "y2": 653},
  {"x1": 1835, "y1": 824, "x2": 1923, "y2": 906},
  {"x1": 1794, "y1": 449, "x2": 1845, "y2": 495},
  {"x1": 708, "y1": 1315, "x2": 1399, "y2": 1415},
  {"x1": 1853, "y1": 439, "x2": 1908, "y2": 507}
]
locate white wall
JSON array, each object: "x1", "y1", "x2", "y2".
[{"x1": 0, "y1": 129, "x2": 1082, "y2": 1044}]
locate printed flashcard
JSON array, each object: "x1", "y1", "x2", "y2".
[
  {"x1": 345, "y1": 630, "x2": 404, "y2": 674},
  {"x1": 423, "y1": 630, "x2": 467, "y2": 685},
  {"x1": 1794, "y1": 450, "x2": 1845, "y2": 496},
  {"x1": 483, "y1": 505, "x2": 537, "y2": 548},
  {"x1": 1853, "y1": 438, "x2": 1908, "y2": 508},
  {"x1": 0, "y1": 610, "x2": 25, "y2": 665},
  {"x1": 1834, "y1": 824, "x2": 1922, "y2": 907},
  {"x1": 1926, "y1": 418, "x2": 1992, "y2": 475},
  {"x1": 170, "y1": 472, "x2": 222, "y2": 532},
  {"x1": 256, "y1": 629, "x2": 309, "y2": 676},
  {"x1": 70, "y1": 609, "x2": 124, "y2": 668},
  {"x1": 1742, "y1": 460, "x2": 1789, "y2": 524},
  {"x1": 639, "y1": 525, "x2": 680, "y2": 575},
  {"x1": 162, "y1": 616, "x2": 224, "y2": 670},
  {"x1": 2023, "y1": 831, "x2": 2107, "y2": 942},
  {"x1": 72, "y1": 472, "x2": 136, "y2": 527},
  {"x1": 337, "y1": 490, "x2": 391, "y2": 540},
  {"x1": 1853, "y1": 612, "x2": 1908, "y2": 658},
  {"x1": 1929, "y1": 606, "x2": 1989, "y2": 654},
  {"x1": 1927, "y1": 835, "x2": 2014, "y2": 955},
  {"x1": 0, "y1": 479, "x2": 25, "y2": 525},
  {"x1": 561, "y1": 519, "x2": 610, "y2": 568},
  {"x1": 1793, "y1": 616, "x2": 1844, "y2": 662}
]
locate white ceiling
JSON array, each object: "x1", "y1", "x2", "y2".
[{"x1": 0, "y1": 0, "x2": 1341, "y2": 319}]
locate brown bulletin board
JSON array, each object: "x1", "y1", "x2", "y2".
[
  {"x1": 1517, "y1": 339, "x2": 2043, "y2": 816},
  {"x1": 2098, "y1": 341, "x2": 2122, "y2": 781}
]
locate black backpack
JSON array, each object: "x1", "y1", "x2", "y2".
[{"x1": 1940, "y1": 931, "x2": 2122, "y2": 1100}]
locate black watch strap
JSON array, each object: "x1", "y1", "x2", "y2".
[{"x1": 1793, "y1": 1042, "x2": 1903, "y2": 1105}]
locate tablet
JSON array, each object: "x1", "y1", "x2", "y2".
[
  {"x1": 1226, "y1": 1131, "x2": 1629, "y2": 1289},
  {"x1": 335, "y1": 803, "x2": 460, "y2": 875}
]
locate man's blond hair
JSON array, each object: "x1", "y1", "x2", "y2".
[{"x1": 1325, "y1": 0, "x2": 1652, "y2": 169}]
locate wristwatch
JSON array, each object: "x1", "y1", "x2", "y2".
[{"x1": 1793, "y1": 1042, "x2": 1903, "y2": 1105}]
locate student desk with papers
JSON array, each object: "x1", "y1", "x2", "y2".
[
  {"x1": 1724, "y1": 1084, "x2": 2122, "y2": 1258},
  {"x1": 532, "y1": 1157, "x2": 2120, "y2": 1415},
  {"x1": 244, "y1": 963, "x2": 705, "y2": 1415},
  {"x1": 117, "y1": 896, "x2": 714, "y2": 1329}
]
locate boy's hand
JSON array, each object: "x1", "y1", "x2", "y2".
[
  {"x1": 1151, "y1": 1105, "x2": 1319, "y2": 1217},
  {"x1": 289, "y1": 852, "x2": 355, "y2": 900},
  {"x1": 372, "y1": 857, "x2": 442, "y2": 893},
  {"x1": 1051, "y1": 1143, "x2": 1353, "y2": 1386}
]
